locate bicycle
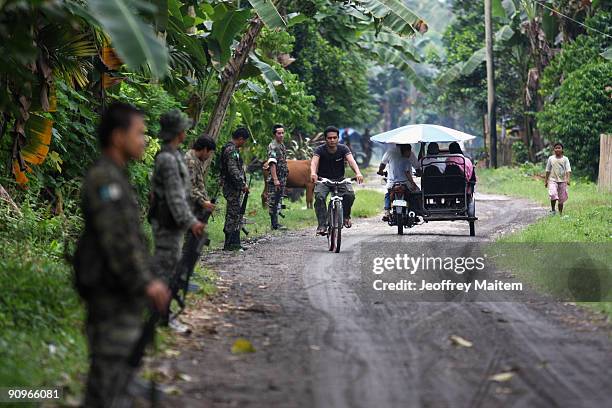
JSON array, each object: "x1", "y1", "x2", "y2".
[{"x1": 317, "y1": 177, "x2": 354, "y2": 253}]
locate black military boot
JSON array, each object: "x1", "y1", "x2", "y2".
[
  {"x1": 270, "y1": 212, "x2": 279, "y2": 230},
  {"x1": 232, "y1": 231, "x2": 246, "y2": 251},
  {"x1": 223, "y1": 232, "x2": 232, "y2": 251}
]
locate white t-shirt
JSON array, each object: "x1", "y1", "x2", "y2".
[
  {"x1": 381, "y1": 148, "x2": 420, "y2": 189},
  {"x1": 546, "y1": 155, "x2": 571, "y2": 182}
]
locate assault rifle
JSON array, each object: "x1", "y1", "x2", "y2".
[
  {"x1": 239, "y1": 174, "x2": 253, "y2": 236},
  {"x1": 171, "y1": 186, "x2": 220, "y2": 315},
  {"x1": 128, "y1": 306, "x2": 163, "y2": 407}
]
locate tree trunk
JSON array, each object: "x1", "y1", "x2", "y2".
[
  {"x1": 522, "y1": 18, "x2": 552, "y2": 157},
  {"x1": 204, "y1": 17, "x2": 265, "y2": 142},
  {"x1": 485, "y1": 0, "x2": 497, "y2": 168}
]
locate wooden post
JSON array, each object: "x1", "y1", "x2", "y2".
[
  {"x1": 485, "y1": 0, "x2": 497, "y2": 168},
  {"x1": 598, "y1": 134, "x2": 612, "y2": 192}
]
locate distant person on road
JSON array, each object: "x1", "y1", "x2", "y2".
[
  {"x1": 377, "y1": 144, "x2": 421, "y2": 221},
  {"x1": 310, "y1": 126, "x2": 364, "y2": 235},
  {"x1": 74, "y1": 102, "x2": 170, "y2": 407},
  {"x1": 545, "y1": 142, "x2": 571, "y2": 215}
]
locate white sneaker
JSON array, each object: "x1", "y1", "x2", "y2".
[{"x1": 168, "y1": 318, "x2": 191, "y2": 334}]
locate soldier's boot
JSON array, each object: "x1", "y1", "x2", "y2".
[
  {"x1": 270, "y1": 211, "x2": 279, "y2": 230},
  {"x1": 223, "y1": 232, "x2": 233, "y2": 251},
  {"x1": 232, "y1": 230, "x2": 247, "y2": 251}
]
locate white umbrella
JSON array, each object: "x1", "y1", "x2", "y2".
[{"x1": 370, "y1": 124, "x2": 477, "y2": 144}]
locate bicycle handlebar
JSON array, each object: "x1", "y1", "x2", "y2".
[{"x1": 317, "y1": 177, "x2": 355, "y2": 184}]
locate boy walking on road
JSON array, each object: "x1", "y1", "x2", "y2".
[{"x1": 545, "y1": 142, "x2": 571, "y2": 215}]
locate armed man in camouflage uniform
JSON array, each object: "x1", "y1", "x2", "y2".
[
  {"x1": 74, "y1": 102, "x2": 170, "y2": 407},
  {"x1": 267, "y1": 124, "x2": 289, "y2": 230},
  {"x1": 220, "y1": 127, "x2": 250, "y2": 250},
  {"x1": 150, "y1": 109, "x2": 204, "y2": 331},
  {"x1": 176, "y1": 135, "x2": 217, "y2": 294}
]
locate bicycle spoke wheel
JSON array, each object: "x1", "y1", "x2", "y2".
[
  {"x1": 334, "y1": 202, "x2": 342, "y2": 253},
  {"x1": 327, "y1": 203, "x2": 336, "y2": 252}
]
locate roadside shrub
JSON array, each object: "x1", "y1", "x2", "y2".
[
  {"x1": 0, "y1": 205, "x2": 86, "y2": 391},
  {"x1": 511, "y1": 140, "x2": 529, "y2": 164},
  {"x1": 537, "y1": 62, "x2": 612, "y2": 179}
]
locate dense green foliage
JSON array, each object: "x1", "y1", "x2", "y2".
[
  {"x1": 539, "y1": 11, "x2": 612, "y2": 99},
  {"x1": 290, "y1": 22, "x2": 375, "y2": 129},
  {"x1": 538, "y1": 62, "x2": 612, "y2": 178},
  {"x1": 0, "y1": 205, "x2": 86, "y2": 392}
]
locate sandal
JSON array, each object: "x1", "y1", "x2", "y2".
[
  {"x1": 316, "y1": 226, "x2": 327, "y2": 236},
  {"x1": 343, "y1": 218, "x2": 352, "y2": 228}
]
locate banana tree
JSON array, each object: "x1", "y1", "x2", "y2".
[{"x1": 0, "y1": 0, "x2": 171, "y2": 184}]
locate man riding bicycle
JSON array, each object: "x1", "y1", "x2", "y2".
[
  {"x1": 377, "y1": 144, "x2": 421, "y2": 221},
  {"x1": 310, "y1": 126, "x2": 364, "y2": 235}
]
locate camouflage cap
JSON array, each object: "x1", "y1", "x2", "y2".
[{"x1": 158, "y1": 109, "x2": 194, "y2": 141}]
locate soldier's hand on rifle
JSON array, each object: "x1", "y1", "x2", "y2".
[
  {"x1": 202, "y1": 200, "x2": 216, "y2": 212},
  {"x1": 310, "y1": 173, "x2": 318, "y2": 184},
  {"x1": 273, "y1": 178, "x2": 281, "y2": 191},
  {"x1": 242, "y1": 185, "x2": 250, "y2": 194},
  {"x1": 146, "y1": 279, "x2": 171, "y2": 313},
  {"x1": 191, "y1": 221, "x2": 205, "y2": 237}
]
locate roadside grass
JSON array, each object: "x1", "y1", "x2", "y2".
[
  {"x1": 478, "y1": 166, "x2": 612, "y2": 317},
  {"x1": 0, "y1": 206, "x2": 87, "y2": 405}
]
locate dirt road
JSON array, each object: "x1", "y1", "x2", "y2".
[{"x1": 154, "y1": 193, "x2": 612, "y2": 408}]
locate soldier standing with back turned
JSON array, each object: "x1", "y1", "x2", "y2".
[
  {"x1": 267, "y1": 124, "x2": 288, "y2": 230},
  {"x1": 220, "y1": 127, "x2": 250, "y2": 251},
  {"x1": 73, "y1": 102, "x2": 170, "y2": 407},
  {"x1": 149, "y1": 109, "x2": 204, "y2": 332}
]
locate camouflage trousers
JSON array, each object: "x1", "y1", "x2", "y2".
[
  {"x1": 151, "y1": 221, "x2": 184, "y2": 286},
  {"x1": 84, "y1": 296, "x2": 145, "y2": 407},
  {"x1": 267, "y1": 180, "x2": 285, "y2": 215},
  {"x1": 223, "y1": 188, "x2": 243, "y2": 233}
]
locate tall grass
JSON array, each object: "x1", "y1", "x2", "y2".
[
  {"x1": 478, "y1": 166, "x2": 612, "y2": 316},
  {"x1": 0, "y1": 205, "x2": 87, "y2": 400}
]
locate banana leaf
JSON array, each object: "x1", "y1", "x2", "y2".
[
  {"x1": 247, "y1": 0, "x2": 286, "y2": 29},
  {"x1": 365, "y1": 43, "x2": 427, "y2": 92},
  {"x1": 249, "y1": 53, "x2": 283, "y2": 103},
  {"x1": 211, "y1": 6, "x2": 251, "y2": 65},
  {"x1": 12, "y1": 160, "x2": 29, "y2": 185},
  {"x1": 21, "y1": 114, "x2": 53, "y2": 166},
  {"x1": 360, "y1": 31, "x2": 420, "y2": 62},
  {"x1": 88, "y1": 0, "x2": 169, "y2": 78}
]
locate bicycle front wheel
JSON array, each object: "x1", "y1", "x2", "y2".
[
  {"x1": 327, "y1": 202, "x2": 336, "y2": 252},
  {"x1": 334, "y1": 202, "x2": 343, "y2": 253}
]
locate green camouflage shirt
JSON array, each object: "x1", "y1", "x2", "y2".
[
  {"x1": 185, "y1": 149, "x2": 209, "y2": 217},
  {"x1": 74, "y1": 156, "x2": 153, "y2": 297},
  {"x1": 151, "y1": 144, "x2": 197, "y2": 230},
  {"x1": 267, "y1": 140, "x2": 288, "y2": 183},
  {"x1": 221, "y1": 141, "x2": 246, "y2": 191}
]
